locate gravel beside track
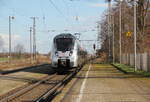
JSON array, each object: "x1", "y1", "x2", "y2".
[
  {"x1": 0, "y1": 64, "x2": 49, "y2": 75},
  {"x1": 0, "y1": 67, "x2": 80, "y2": 102}
]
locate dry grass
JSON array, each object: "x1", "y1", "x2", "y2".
[
  {"x1": 93, "y1": 52, "x2": 108, "y2": 64},
  {"x1": 0, "y1": 55, "x2": 51, "y2": 71}
]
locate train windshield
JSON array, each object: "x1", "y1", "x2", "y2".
[{"x1": 55, "y1": 38, "x2": 74, "y2": 51}]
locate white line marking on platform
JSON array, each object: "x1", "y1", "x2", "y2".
[{"x1": 76, "y1": 64, "x2": 91, "y2": 102}]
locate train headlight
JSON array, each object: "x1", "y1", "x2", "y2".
[
  {"x1": 69, "y1": 51, "x2": 73, "y2": 56},
  {"x1": 55, "y1": 52, "x2": 58, "y2": 56}
]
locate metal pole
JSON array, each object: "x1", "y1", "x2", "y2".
[
  {"x1": 31, "y1": 17, "x2": 37, "y2": 61},
  {"x1": 112, "y1": 14, "x2": 115, "y2": 63},
  {"x1": 97, "y1": 24, "x2": 100, "y2": 50},
  {"x1": 30, "y1": 27, "x2": 32, "y2": 63},
  {"x1": 108, "y1": 1, "x2": 111, "y2": 61},
  {"x1": 119, "y1": 0, "x2": 122, "y2": 64},
  {"x1": 9, "y1": 16, "x2": 11, "y2": 63},
  {"x1": 33, "y1": 18, "x2": 36, "y2": 60},
  {"x1": 134, "y1": 0, "x2": 137, "y2": 71}
]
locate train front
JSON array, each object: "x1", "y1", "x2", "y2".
[{"x1": 51, "y1": 34, "x2": 77, "y2": 69}]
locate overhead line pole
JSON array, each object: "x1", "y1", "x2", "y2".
[
  {"x1": 119, "y1": 0, "x2": 122, "y2": 64},
  {"x1": 134, "y1": 0, "x2": 137, "y2": 71},
  {"x1": 112, "y1": 14, "x2": 115, "y2": 63},
  {"x1": 30, "y1": 17, "x2": 38, "y2": 61},
  {"x1": 29, "y1": 27, "x2": 32, "y2": 63},
  {"x1": 33, "y1": 17, "x2": 36, "y2": 60},
  {"x1": 9, "y1": 16, "x2": 11, "y2": 63},
  {"x1": 108, "y1": 1, "x2": 111, "y2": 62}
]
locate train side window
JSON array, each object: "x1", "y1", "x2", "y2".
[
  {"x1": 77, "y1": 46, "x2": 80, "y2": 55},
  {"x1": 77, "y1": 48, "x2": 79, "y2": 55}
]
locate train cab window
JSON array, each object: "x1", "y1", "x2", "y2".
[
  {"x1": 55, "y1": 38, "x2": 74, "y2": 51},
  {"x1": 77, "y1": 46, "x2": 80, "y2": 55}
]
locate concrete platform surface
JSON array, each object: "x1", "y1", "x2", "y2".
[{"x1": 53, "y1": 64, "x2": 150, "y2": 102}]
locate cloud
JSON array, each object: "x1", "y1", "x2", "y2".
[
  {"x1": 0, "y1": 34, "x2": 21, "y2": 52},
  {"x1": 88, "y1": 3, "x2": 107, "y2": 8}
]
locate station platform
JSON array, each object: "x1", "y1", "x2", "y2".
[{"x1": 53, "y1": 64, "x2": 150, "y2": 102}]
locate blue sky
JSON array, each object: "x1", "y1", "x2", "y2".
[{"x1": 0, "y1": 0, "x2": 108, "y2": 54}]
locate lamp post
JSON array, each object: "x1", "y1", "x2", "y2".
[{"x1": 9, "y1": 16, "x2": 15, "y2": 63}]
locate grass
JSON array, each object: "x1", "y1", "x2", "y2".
[
  {"x1": 92, "y1": 62, "x2": 110, "y2": 64},
  {"x1": 0, "y1": 57, "x2": 9, "y2": 61},
  {"x1": 113, "y1": 63, "x2": 150, "y2": 77},
  {"x1": 0, "y1": 57, "x2": 27, "y2": 62}
]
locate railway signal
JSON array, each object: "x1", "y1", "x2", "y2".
[{"x1": 93, "y1": 44, "x2": 96, "y2": 50}]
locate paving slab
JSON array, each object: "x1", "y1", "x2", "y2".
[{"x1": 53, "y1": 64, "x2": 150, "y2": 102}]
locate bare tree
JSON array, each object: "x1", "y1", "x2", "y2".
[
  {"x1": 98, "y1": 0, "x2": 150, "y2": 62},
  {"x1": 128, "y1": 0, "x2": 150, "y2": 52},
  {"x1": 14, "y1": 44, "x2": 25, "y2": 58}
]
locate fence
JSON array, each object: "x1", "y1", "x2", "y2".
[{"x1": 122, "y1": 52, "x2": 150, "y2": 72}]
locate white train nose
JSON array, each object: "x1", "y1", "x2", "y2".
[{"x1": 51, "y1": 33, "x2": 86, "y2": 69}]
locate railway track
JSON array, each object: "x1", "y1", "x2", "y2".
[{"x1": 0, "y1": 67, "x2": 80, "y2": 102}]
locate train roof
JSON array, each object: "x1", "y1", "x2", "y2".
[{"x1": 54, "y1": 33, "x2": 76, "y2": 40}]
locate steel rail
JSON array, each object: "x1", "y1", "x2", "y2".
[
  {"x1": 34, "y1": 68, "x2": 80, "y2": 102},
  {"x1": 0, "y1": 74, "x2": 56, "y2": 102}
]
